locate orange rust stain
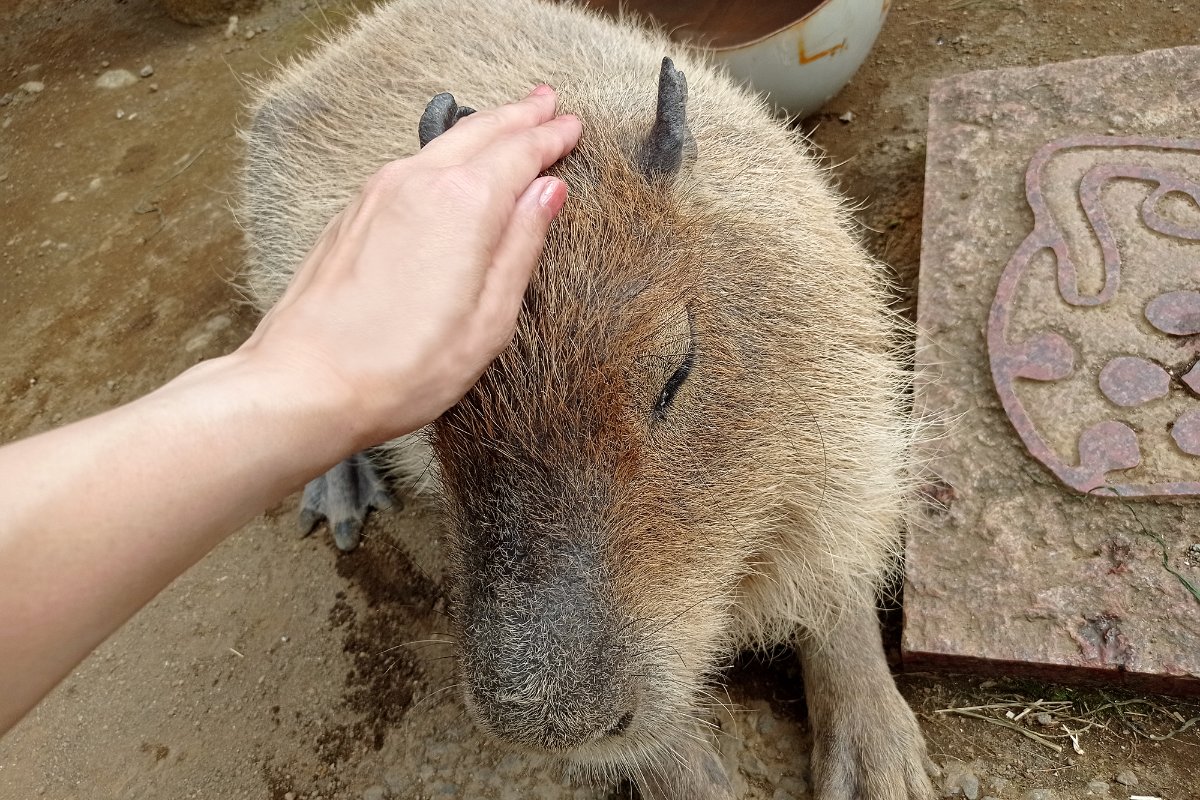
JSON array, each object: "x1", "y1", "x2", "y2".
[{"x1": 798, "y1": 38, "x2": 848, "y2": 65}]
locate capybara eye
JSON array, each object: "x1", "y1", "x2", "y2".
[{"x1": 653, "y1": 347, "x2": 693, "y2": 420}]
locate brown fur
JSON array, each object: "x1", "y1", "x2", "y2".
[{"x1": 241, "y1": 1, "x2": 935, "y2": 797}]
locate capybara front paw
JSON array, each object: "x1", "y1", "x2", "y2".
[{"x1": 810, "y1": 688, "x2": 935, "y2": 800}]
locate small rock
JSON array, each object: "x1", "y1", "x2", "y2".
[
  {"x1": 19, "y1": 80, "x2": 44, "y2": 94},
  {"x1": 838, "y1": 111, "x2": 854, "y2": 123},
  {"x1": 88, "y1": 177, "x2": 102, "y2": 190},
  {"x1": 942, "y1": 763, "x2": 981, "y2": 800},
  {"x1": 0, "y1": 93, "x2": 12, "y2": 106},
  {"x1": 362, "y1": 786, "x2": 387, "y2": 800},
  {"x1": 50, "y1": 191, "x2": 70, "y2": 203},
  {"x1": 1025, "y1": 791, "x2": 1053, "y2": 800},
  {"x1": 740, "y1": 752, "x2": 768, "y2": 779},
  {"x1": 1085, "y1": 780, "x2": 1110, "y2": 796},
  {"x1": 115, "y1": 109, "x2": 125, "y2": 119},
  {"x1": 224, "y1": 15, "x2": 239, "y2": 38},
  {"x1": 100, "y1": 59, "x2": 110, "y2": 68},
  {"x1": 139, "y1": 64, "x2": 154, "y2": 78},
  {"x1": 95, "y1": 69, "x2": 137, "y2": 90},
  {"x1": 1188, "y1": 543, "x2": 1200, "y2": 558},
  {"x1": 244, "y1": 28, "x2": 256, "y2": 40},
  {"x1": 777, "y1": 776, "x2": 807, "y2": 796},
  {"x1": 1115, "y1": 770, "x2": 1137, "y2": 787},
  {"x1": 149, "y1": 83, "x2": 159, "y2": 92}
]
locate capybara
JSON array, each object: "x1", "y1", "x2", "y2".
[{"x1": 242, "y1": 2, "x2": 933, "y2": 797}]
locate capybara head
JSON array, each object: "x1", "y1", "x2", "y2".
[{"x1": 430, "y1": 60, "x2": 781, "y2": 768}]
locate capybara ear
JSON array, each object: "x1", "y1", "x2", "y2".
[
  {"x1": 418, "y1": 92, "x2": 476, "y2": 148},
  {"x1": 639, "y1": 57, "x2": 695, "y2": 182}
]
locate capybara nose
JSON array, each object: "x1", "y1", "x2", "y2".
[{"x1": 458, "y1": 534, "x2": 632, "y2": 752}]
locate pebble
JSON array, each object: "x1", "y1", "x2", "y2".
[
  {"x1": 0, "y1": 92, "x2": 12, "y2": 106},
  {"x1": 1085, "y1": 780, "x2": 1110, "y2": 796},
  {"x1": 776, "y1": 776, "x2": 807, "y2": 796},
  {"x1": 96, "y1": 69, "x2": 138, "y2": 89},
  {"x1": 225, "y1": 15, "x2": 240, "y2": 38},
  {"x1": 1025, "y1": 791, "x2": 1053, "y2": 800},
  {"x1": 19, "y1": 80, "x2": 44, "y2": 93},
  {"x1": 362, "y1": 786, "x2": 387, "y2": 800},
  {"x1": 149, "y1": 83, "x2": 159, "y2": 92},
  {"x1": 139, "y1": 64, "x2": 154, "y2": 78},
  {"x1": 942, "y1": 763, "x2": 981, "y2": 800},
  {"x1": 50, "y1": 191, "x2": 70, "y2": 203},
  {"x1": 838, "y1": 111, "x2": 854, "y2": 123},
  {"x1": 1115, "y1": 770, "x2": 1137, "y2": 787},
  {"x1": 115, "y1": 109, "x2": 125, "y2": 119}
]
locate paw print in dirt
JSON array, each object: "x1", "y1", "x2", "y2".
[{"x1": 988, "y1": 136, "x2": 1200, "y2": 496}]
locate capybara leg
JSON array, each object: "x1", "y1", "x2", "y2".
[
  {"x1": 298, "y1": 452, "x2": 392, "y2": 551},
  {"x1": 635, "y1": 732, "x2": 735, "y2": 800},
  {"x1": 798, "y1": 603, "x2": 936, "y2": 800}
]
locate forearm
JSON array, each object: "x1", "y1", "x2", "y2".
[{"x1": 0, "y1": 352, "x2": 362, "y2": 734}]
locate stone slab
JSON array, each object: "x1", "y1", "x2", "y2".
[{"x1": 905, "y1": 46, "x2": 1200, "y2": 694}]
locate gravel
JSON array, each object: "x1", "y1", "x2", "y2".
[
  {"x1": 95, "y1": 69, "x2": 137, "y2": 89},
  {"x1": 1116, "y1": 770, "x2": 1138, "y2": 787},
  {"x1": 942, "y1": 762, "x2": 982, "y2": 799}
]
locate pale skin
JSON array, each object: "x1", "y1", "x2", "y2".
[{"x1": 0, "y1": 86, "x2": 582, "y2": 736}]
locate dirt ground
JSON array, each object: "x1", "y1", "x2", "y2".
[{"x1": 0, "y1": 1, "x2": 1197, "y2": 799}]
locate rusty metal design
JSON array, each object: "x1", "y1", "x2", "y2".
[
  {"x1": 989, "y1": 136, "x2": 1200, "y2": 496},
  {"x1": 1098, "y1": 356, "x2": 1170, "y2": 407},
  {"x1": 1174, "y1": 409, "x2": 1200, "y2": 457},
  {"x1": 1146, "y1": 290, "x2": 1200, "y2": 335}
]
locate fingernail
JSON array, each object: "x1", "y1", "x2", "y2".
[
  {"x1": 538, "y1": 178, "x2": 566, "y2": 215},
  {"x1": 530, "y1": 84, "x2": 554, "y2": 97}
]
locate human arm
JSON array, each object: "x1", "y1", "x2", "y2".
[{"x1": 0, "y1": 87, "x2": 581, "y2": 735}]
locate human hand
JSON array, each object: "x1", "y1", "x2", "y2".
[{"x1": 238, "y1": 85, "x2": 581, "y2": 447}]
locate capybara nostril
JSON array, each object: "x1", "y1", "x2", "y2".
[{"x1": 606, "y1": 710, "x2": 635, "y2": 738}]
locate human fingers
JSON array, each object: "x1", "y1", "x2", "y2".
[
  {"x1": 420, "y1": 85, "x2": 560, "y2": 162},
  {"x1": 465, "y1": 114, "x2": 582, "y2": 204},
  {"x1": 477, "y1": 176, "x2": 567, "y2": 341}
]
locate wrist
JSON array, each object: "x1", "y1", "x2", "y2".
[{"x1": 165, "y1": 348, "x2": 370, "y2": 470}]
